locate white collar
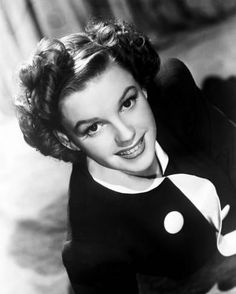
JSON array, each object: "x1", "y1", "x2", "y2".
[
  {"x1": 90, "y1": 141, "x2": 169, "y2": 194},
  {"x1": 155, "y1": 140, "x2": 169, "y2": 175}
]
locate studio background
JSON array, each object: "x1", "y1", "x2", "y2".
[{"x1": 1, "y1": 1, "x2": 236, "y2": 293}]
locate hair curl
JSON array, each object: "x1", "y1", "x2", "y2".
[{"x1": 15, "y1": 19, "x2": 160, "y2": 163}]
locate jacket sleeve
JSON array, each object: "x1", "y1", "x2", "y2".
[{"x1": 62, "y1": 240, "x2": 139, "y2": 294}]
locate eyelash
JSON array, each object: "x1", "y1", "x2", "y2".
[
  {"x1": 121, "y1": 94, "x2": 138, "y2": 111},
  {"x1": 85, "y1": 122, "x2": 102, "y2": 137}
]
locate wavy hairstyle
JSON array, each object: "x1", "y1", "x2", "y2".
[{"x1": 15, "y1": 19, "x2": 160, "y2": 163}]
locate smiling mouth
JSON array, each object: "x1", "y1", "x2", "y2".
[{"x1": 116, "y1": 136, "x2": 145, "y2": 159}]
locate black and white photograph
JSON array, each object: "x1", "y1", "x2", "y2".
[{"x1": 1, "y1": 1, "x2": 236, "y2": 293}]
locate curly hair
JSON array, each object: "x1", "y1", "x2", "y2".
[{"x1": 15, "y1": 19, "x2": 160, "y2": 163}]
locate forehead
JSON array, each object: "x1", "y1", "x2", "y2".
[{"x1": 60, "y1": 63, "x2": 137, "y2": 124}]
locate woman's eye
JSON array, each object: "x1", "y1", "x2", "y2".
[
  {"x1": 121, "y1": 96, "x2": 137, "y2": 111},
  {"x1": 89, "y1": 124, "x2": 98, "y2": 132},
  {"x1": 123, "y1": 99, "x2": 132, "y2": 108},
  {"x1": 86, "y1": 123, "x2": 101, "y2": 136}
]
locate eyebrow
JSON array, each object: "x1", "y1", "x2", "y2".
[{"x1": 73, "y1": 85, "x2": 136, "y2": 132}]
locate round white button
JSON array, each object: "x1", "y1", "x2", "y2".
[{"x1": 164, "y1": 211, "x2": 184, "y2": 234}]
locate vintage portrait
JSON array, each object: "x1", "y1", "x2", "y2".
[{"x1": 1, "y1": 1, "x2": 236, "y2": 293}]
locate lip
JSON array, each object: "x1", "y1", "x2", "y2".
[{"x1": 116, "y1": 135, "x2": 145, "y2": 159}]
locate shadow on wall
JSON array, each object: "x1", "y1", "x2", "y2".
[{"x1": 9, "y1": 192, "x2": 67, "y2": 275}]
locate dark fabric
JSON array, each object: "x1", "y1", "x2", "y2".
[
  {"x1": 202, "y1": 103, "x2": 236, "y2": 190},
  {"x1": 147, "y1": 58, "x2": 211, "y2": 154},
  {"x1": 148, "y1": 58, "x2": 236, "y2": 189},
  {"x1": 64, "y1": 154, "x2": 236, "y2": 293},
  {"x1": 62, "y1": 59, "x2": 236, "y2": 293},
  {"x1": 202, "y1": 76, "x2": 236, "y2": 124}
]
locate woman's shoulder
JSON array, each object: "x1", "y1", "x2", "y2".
[
  {"x1": 155, "y1": 58, "x2": 196, "y2": 88},
  {"x1": 149, "y1": 58, "x2": 210, "y2": 154},
  {"x1": 149, "y1": 57, "x2": 201, "y2": 112}
]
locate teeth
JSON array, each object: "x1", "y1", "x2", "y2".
[{"x1": 120, "y1": 139, "x2": 142, "y2": 155}]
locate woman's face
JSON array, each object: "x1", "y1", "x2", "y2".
[{"x1": 60, "y1": 62, "x2": 157, "y2": 176}]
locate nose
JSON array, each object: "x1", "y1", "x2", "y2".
[{"x1": 113, "y1": 117, "x2": 135, "y2": 147}]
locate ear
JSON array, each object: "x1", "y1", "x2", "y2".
[
  {"x1": 54, "y1": 130, "x2": 80, "y2": 151},
  {"x1": 142, "y1": 88, "x2": 148, "y2": 99}
]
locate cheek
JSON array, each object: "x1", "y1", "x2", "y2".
[
  {"x1": 76, "y1": 137, "x2": 113, "y2": 159},
  {"x1": 137, "y1": 102, "x2": 156, "y2": 129}
]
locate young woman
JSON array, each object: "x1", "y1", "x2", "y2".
[{"x1": 15, "y1": 20, "x2": 236, "y2": 293}]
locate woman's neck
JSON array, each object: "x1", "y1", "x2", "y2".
[
  {"x1": 125, "y1": 156, "x2": 162, "y2": 179},
  {"x1": 87, "y1": 156, "x2": 162, "y2": 192}
]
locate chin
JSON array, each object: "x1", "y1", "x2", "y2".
[{"x1": 120, "y1": 148, "x2": 156, "y2": 176}]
